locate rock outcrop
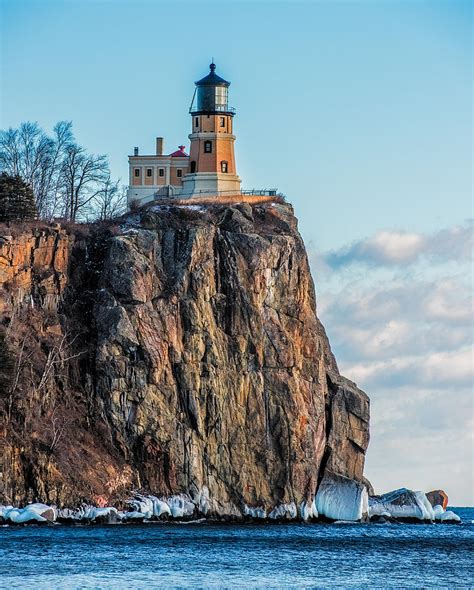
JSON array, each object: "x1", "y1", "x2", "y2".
[
  {"x1": 426, "y1": 489, "x2": 448, "y2": 510},
  {"x1": 368, "y1": 487, "x2": 460, "y2": 523},
  {"x1": 0, "y1": 202, "x2": 370, "y2": 519}
]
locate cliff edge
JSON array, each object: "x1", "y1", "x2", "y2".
[{"x1": 0, "y1": 201, "x2": 370, "y2": 519}]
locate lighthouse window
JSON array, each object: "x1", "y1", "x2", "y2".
[
  {"x1": 195, "y1": 117, "x2": 199, "y2": 128},
  {"x1": 221, "y1": 161, "x2": 228, "y2": 173},
  {"x1": 215, "y1": 86, "x2": 227, "y2": 106},
  {"x1": 204, "y1": 140, "x2": 212, "y2": 153},
  {"x1": 158, "y1": 168, "x2": 164, "y2": 177},
  {"x1": 134, "y1": 168, "x2": 140, "y2": 177},
  {"x1": 177, "y1": 169, "x2": 182, "y2": 178},
  {"x1": 220, "y1": 117, "x2": 225, "y2": 128},
  {"x1": 146, "y1": 168, "x2": 152, "y2": 177}
]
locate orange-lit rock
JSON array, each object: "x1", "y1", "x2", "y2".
[
  {"x1": 426, "y1": 489, "x2": 449, "y2": 510},
  {"x1": 0, "y1": 203, "x2": 370, "y2": 516}
]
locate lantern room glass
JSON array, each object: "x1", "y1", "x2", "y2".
[{"x1": 196, "y1": 85, "x2": 229, "y2": 112}]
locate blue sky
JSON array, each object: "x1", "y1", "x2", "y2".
[{"x1": 1, "y1": 0, "x2": 472, "y2": 504}]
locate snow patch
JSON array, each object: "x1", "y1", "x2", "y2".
[
  {"x1": 149, "y1": 205, "x2": 170, "y2": 213},
  {"x1": 177, "y1": 204, "x2": 204, "y2": 211}
]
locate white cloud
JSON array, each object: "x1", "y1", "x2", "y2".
[
  {"x1": 312, "y1": 221, "x2": 474, "y2": 505},
  {"x1": 343, "y1": 346, "x2": 473, "y2": 389},
  {"x1": 362, "y1": 231, "x2": 424, "y2": 263},
  {"x1": 364, "y1": 385, "x2": 473, "y2": 505},
  {"x1": 324, "y1": 220, "x2": 473, "y2": 268}
]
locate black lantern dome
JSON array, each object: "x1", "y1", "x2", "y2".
[{"x1": 190, "y1": 63, "x2": 235, "y2": 115}]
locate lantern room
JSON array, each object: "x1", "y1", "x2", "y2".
[{"x1": 190, "y1": 62, "x2": 235, "y2": 115}]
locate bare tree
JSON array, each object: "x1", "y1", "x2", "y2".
[
  {"x1": 0, "y1": 121, "x2": 120, "y2": 222},
  {"x1": 41, "y1": 121, "x2": 74, "y2": 219},
  {"x1": 0, "y1": 127, "x2": 21, "y2": 175},
  {"x1": 0, "y1": 123, "x2": 52, "y2": 215},
  {"x1": 60, "y1": 143, "x2": 110, "y2": 222},
  {"x1": 0, "y1": 121, "x2": 74, "y2": 219},
  {"x1": 93, "y1": 179, "x2": 127, "y2": 221},
  {"x1": 47, "y1": 404, "x2": 72, "y2": 453}
]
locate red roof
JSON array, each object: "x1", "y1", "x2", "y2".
[{"x1": 170, "y1": 145, "x2": 188, "y2": 157}]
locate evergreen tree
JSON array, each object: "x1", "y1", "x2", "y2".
[{"x1": 0, "y1": 172, "x2": 37, "y2": 222}]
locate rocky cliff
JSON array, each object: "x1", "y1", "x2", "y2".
[{"x1": 0, "y1": 201, "x2": 370, "y2": 518}]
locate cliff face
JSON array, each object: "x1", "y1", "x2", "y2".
[{"x1": 0, "y1": 202, "x2": 369, "y2": 517}]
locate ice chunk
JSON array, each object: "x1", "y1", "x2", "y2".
[
  {"x1": 5, "y1": 507, "x2": 43, "y2": 523},
  {"x1": 440, "y1": 510, "x2": 461, "y2": 522},
  {"x1": 127, "y1": 495, "x2": 154, "y2": 518},
  {"x1": 123, "y1": 510, "x2": 148, "y2": 520},
  {"x1": 88, "y1": 507, "x2": 119, "y2": 523},
  {"x1": 369, "y1": 488, "x2": 434, "y2": 521},
  {"x1": 57, "y1": 505, "x2": 119, "y2": 523},
  {"x1": 2, "y1": 503, "x2": 56, "y2": 524},
  {"x1": 7, "y1": 508, "x2": 47, "y2": 523},
  {"x1": 416, "y1": 491, "x2": 435, "y2": 520},
  {"x1": 194, "y1": 486, "x2": 210, "y2": 515},
  {"x1": 126, "y1": 494, "x2": 193, "y2": 519},
  {"x1": 243, "y1": 505, "x2": 267, "y2": 519},
  {"x1": 299, "y1": 498, "x2": 318, "y2": 521},
  {"x1": 268, "y1": 502, "x2": 297, "y2": 520},
  {"x1": 151, "y1": 497, "x2": 171, "y2": 518},
  {"x1": 316, "y1": 472, "x2": 368, "y2": 521},
  {"x1": 26, "y1": 503, "x2": 56, "y2": 519},
  {"x1": 433, "y1": 504, "x2": 445, "y2": 519},
  {"x1": 0, "y1": 505, "x2": 13, "y2": 520},
  {"x1": 166, "y1": 495, "x2": 195, "y2": 518}
]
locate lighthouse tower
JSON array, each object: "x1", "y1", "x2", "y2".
[{"x1": 182, "y1": 63, "x2": 241, "y2": 198}]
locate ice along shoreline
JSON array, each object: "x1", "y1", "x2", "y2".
[{"x1": 0, "y1": 485, "x2": 461, "y2": 526}]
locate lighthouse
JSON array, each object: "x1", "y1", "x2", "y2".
[
  {"x1": 181, "y1": 62, "x2": 241, "y2": 197},
  {"x1": 127, "y1": 62, "x2": 277, "y2": 208}
]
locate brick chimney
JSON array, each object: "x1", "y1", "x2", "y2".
[{"x1": 156, "y1": 137, "x2": 164, "y2": 156}]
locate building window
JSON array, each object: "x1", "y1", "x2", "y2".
[
  {"x1": 204, "y1": 140, "x2": 212, "y2": 153},
  {"x1": 221, "y1": 161, "x2": 228, "y2": 173},
  {"x1": 220, "y1": 117, "x2": 225, "y2": 128},
  {"x1": 195, "y1": 117, "x2": 199, "y2": 128},
  {"x1": 177, "y1": 169, "x2": 182, "y2": 178},
  {"x1": 146, "y1": 168, "x2": 152, "y2": 177},
  {"x1": 190, "y1": 161, "x2": 196, "y2": 173},
  {"x1": 134, "y1": 168, "x2": 140, "y2": 177},
  {"x1": 159, "y1": 168, "x2": 164, "y2": 177}
]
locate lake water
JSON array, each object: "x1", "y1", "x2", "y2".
[{"x1": 1, "y1": 507, "x2": 472, "y2": 589}]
